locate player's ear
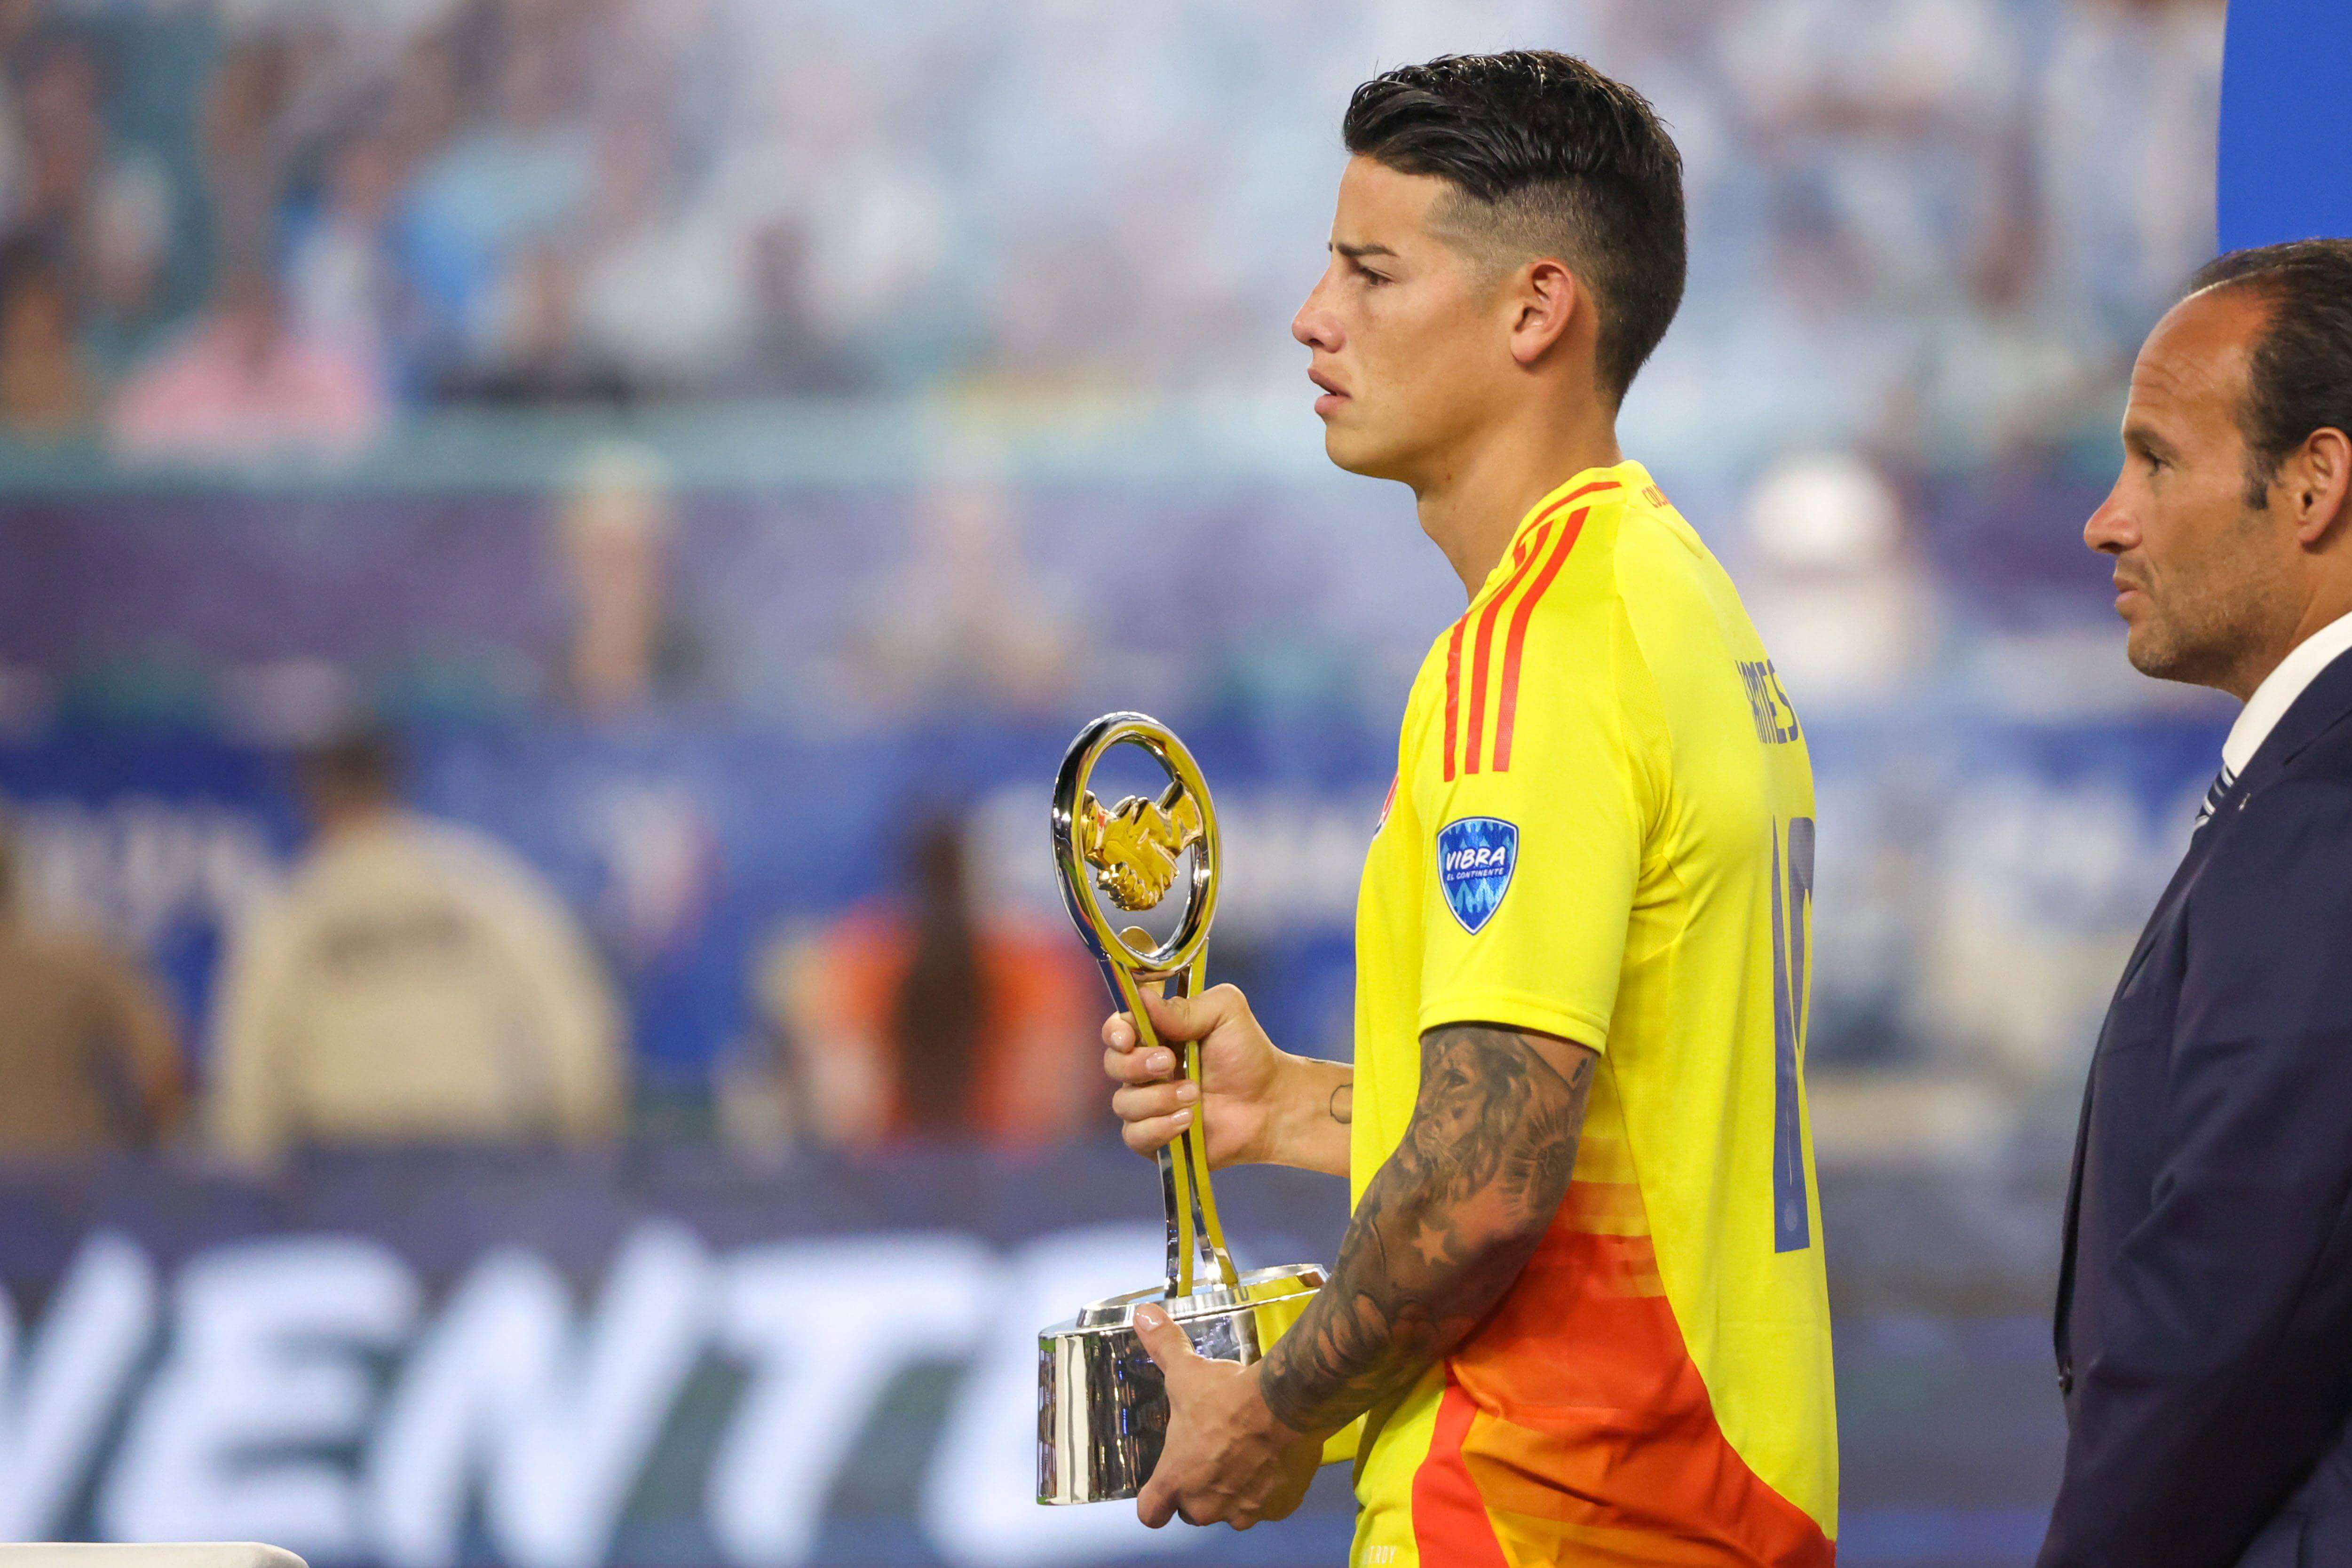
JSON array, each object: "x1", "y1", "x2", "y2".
[
  {"x1": 2287, "y1": 426, "x2": 2352, "y2": 547},
  {"x1": 1507, "y1": 258, "x2": 1579, "y2": 368}
]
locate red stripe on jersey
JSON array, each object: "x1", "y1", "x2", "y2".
[
  {"x1": 1442, "y1": 617, "x2": 1466, "y2": 781},
  {"x1": 1514, "y1": 515, "x2": 1552, "y2": 564},
  {"x1": 1411, "y1": 1377, "x2": 1513, "y2": 1568},
  {"x1": 1492, "y1": 505, "x2": 1591, "y2": 773},
  {"x1": 1462, "y1": 519, "x2": 1553, "y2": 775},
  {"x1": 1560, "y1": 478, "x2": 1620, "y2": 508}
]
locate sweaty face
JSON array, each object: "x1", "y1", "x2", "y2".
[
  {"x1": 2086, "y1": 289, "x2": 2294, "y2": 693},
  {"x1": 1291, "y1": 158, "x2": 1511, "y2": 482}
]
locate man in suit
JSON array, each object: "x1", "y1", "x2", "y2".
[{"x1": 2044, "y1": 238, "x2": 2352, "y2": 1568}]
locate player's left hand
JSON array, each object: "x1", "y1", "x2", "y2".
[{"x1": 1132, "y1": 1303, "x2": 1323, "y2": 1530}]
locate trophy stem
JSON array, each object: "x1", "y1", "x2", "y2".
[
  {"x1": 1155, "y1": 1142, "x2": 1186, "y2": 1298},
  {"x1": 1103, "y1": 942, "x2": 1237, "y2": 1299},
  {"x1": 1168, "y1": 954, "x2": 1238, "y2": 1293}
]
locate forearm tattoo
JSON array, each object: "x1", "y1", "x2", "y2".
[
  {"x1": 1329, "y1": 1080, "x2": 1353, "y2": 1126},
  {"x1": 1259, "y1": 1024, "x2": 1592, "y2": 1435}
]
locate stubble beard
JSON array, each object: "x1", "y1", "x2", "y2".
[{"x1": 2124, "y1": 508, "x2": 2292, "y2": 695}]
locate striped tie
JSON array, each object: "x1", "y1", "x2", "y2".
[{"x1": 2196, "y1": 765, "x2": 2236, "y2": 827}]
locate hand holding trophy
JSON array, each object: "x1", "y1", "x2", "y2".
[{"x1": 1036, "y1": 713, "x2": 1326, "y2": 1505}]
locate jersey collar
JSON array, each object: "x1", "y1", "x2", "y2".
[{"x1": 1480, "y1": 459, "x2": 1647, "y2": 602}]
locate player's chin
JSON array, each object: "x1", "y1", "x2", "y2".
[
  {"x1": 2123, "y1": 620, "x2": 2186, "y2": 681},
  {"x1": 1320, "y1": 421, "x2": 1402, "y2": 481},
  {"x1": 2124, "y1": 639, "x2": 2166, "y2": 680}
]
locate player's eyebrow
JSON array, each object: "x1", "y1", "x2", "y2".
[{"x1": 1331, "y1": 241, "x2": 1399, "y2": 261}]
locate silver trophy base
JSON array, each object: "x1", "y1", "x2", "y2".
[{"x1": 1037, "y1": 1262, "x2": 1325, "y2": 1505}]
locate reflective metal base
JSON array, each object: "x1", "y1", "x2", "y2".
[{"x1": 1036, "y1": 1263, "x2": 1325, "y2": 1505}]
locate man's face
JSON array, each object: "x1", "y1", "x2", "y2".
[
  {"x1": 2086, "y1": 288, "x2": 2294, "y2": 693},
  {"x1": 1291, "y1": 157, "x2": 1511, "y2": 482}
]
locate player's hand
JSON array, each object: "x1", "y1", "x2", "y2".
[
  {"x1": 1102, "y1": 984, "x2": 1285, "y2": 1169},
  {"x1": 1131, "y1": 1304, "x2": 1321, "y2": 1530}
]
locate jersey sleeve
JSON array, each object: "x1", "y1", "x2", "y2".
[{"x1": 1410, "y1": 592, "x2": 1660, "y2": 1051}]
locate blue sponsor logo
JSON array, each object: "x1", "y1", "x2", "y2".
[{"x1": 1436, "y1": 817, "x2": 1518, "y2": 934}]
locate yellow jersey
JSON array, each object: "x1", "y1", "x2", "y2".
[{"x1": 1347, "y1": 461, "x2": 1837, "y2": 1566}]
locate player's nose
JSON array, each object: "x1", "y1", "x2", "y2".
[
  {"x1": 1291, "y1": 280, "x2": 1341, "y2": 352},
  {"x1": 2084, "y1": 480, "x2": 2137, "y2": 556}
]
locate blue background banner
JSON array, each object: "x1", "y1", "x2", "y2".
[{"x1": 2218, "y1": 0, "x2": 2352, "y2": 250}]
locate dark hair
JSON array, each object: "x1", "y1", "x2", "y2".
[
  {"x1": 2188, "y1": 239, "x2": 2352, "y2": 507},
  {"x1": 296, "y1": 728, "x2": 401, "y2": 806},
  {"x1": 1343, "y1": 50, "x2": 1686, "y2": 404},
  {"x1": 891, "y1": 817, "x2": 984, "y2": 1137}
]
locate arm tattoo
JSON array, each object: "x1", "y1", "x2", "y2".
[
  {"x1": 1329, "y1": 1081, "x2": 1352, "y2": 1126},
  {"x1": 1259, "y1": 1023, "x2": 1592, "y2": 1435}
]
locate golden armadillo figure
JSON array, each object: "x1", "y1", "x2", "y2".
[{"x1": 1077, "y1": 780, "x2": 1205, "y2": 911}]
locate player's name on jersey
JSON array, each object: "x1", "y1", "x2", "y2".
[{"x1": 1737, "y1": 658, "x2": 1803, "y2": 746}]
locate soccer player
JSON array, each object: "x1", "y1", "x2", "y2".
[{"x1": 1100, "y1": 51, "x2": 1838, "y2": 1563}]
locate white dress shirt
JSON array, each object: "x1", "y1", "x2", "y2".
[{"x1": 2222, "y1": 609, "x2": 2352, "y2": 778}]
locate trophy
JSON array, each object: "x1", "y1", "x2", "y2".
[{"x1": 1036, "y1": 713, "x2": 1327, "y2": 1505}]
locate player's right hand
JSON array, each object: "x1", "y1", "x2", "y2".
[{"x1": 1102, "y1": 983, "x2": 1285, "y2": 1169}]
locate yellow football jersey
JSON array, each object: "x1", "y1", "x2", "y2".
[{"x1": 1347, "y1": 461, "x2": 1837, "y2": 1566}]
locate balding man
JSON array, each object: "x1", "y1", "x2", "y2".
[{"x1": 2046, "y1": 239, "x2": 2352, "y2": 1568}]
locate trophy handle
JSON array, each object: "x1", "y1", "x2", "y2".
[{"x1": 1111, "y1": 932, "x2": 1237, "y2": 1299}]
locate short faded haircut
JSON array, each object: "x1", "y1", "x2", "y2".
[{"x1": 1343, "y1": 50, "x2": 1687, "y2": 404}]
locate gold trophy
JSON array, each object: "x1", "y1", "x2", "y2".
[{"x1": 1036, "y1": 713, "x2": 1326, "y2": 1505}]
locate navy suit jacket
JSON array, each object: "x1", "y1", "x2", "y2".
[{"x1": 2042, "y1": 648, "x2": 2352, "y2": 1568}]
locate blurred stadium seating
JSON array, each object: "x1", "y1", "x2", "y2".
[{"x1": 0, "y1": 1, "x2": 2233, "y2": 1564}]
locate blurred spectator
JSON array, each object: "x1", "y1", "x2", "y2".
[
  {"x1": 286, "y1": 132, "x2": 405, "y2": 385},
  {"x1": 555, "y1": 441, "x2": 700, "y2": 714},
  {"x1": 206, "y1": 730, "x2": 627, "y2": 1169},
  {"x1": 2037, "y1": 0, "x2": 2226, "y2": 346},
  {"x1": 0, "y1": 30, "x2": 167, "y2": 430},
  {"x1": 0, "y1": 805, "x2": 185, "y2": 1158},
  {"x1": 744, "y1": 816, "x2": 1093, "y2": 1152},
  {"x1": 8, "y1": 34, "x2": 103, "y2": 265},
  {"x1": 1741, "y1": 450, "x2": 1938, "y2": 710},
  {"x1": 733, "y1": 220, "x2": 863, "y2": 394},
  {"x1": 0, "y1": 240, "x2": 92, "y2": 430},
  {"x1": 198, "y1": 35, "x2": 292, "y2": 281},
  {"x1": 568, "y1": 114, "x2": 754, "y2": 393},
  {"x1": 107, "y1": 265, "x2": 386, "y2": 465},
  {"x1": 853, "y1": 467, "x2": 1075, "y2": 715},
  {"x1": 404, "y1": 13, "x2": 592, "y2": 393},
  {"x1": 1720, "y1": 0, "x2": 2022, "y2": 310},
  {"x1": 699, "y1": 39, "x2": 946, "y2": 391},
  {"x1": 81, "y1": 149, "x2": 173, "y2": 367}
]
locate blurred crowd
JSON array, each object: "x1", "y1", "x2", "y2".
[
  {"x1": 0, "y1": 730, "x2": 1098, "y2": 1168},
  {"x1": 0, "y1": 0, "x2": 2222, "y2": 467}
]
